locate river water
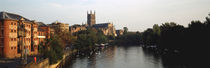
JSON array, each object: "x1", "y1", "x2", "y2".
[{"x1": 66, "y1": 46, "x2": 187, "y2": 68}]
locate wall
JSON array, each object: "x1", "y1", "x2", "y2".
[{"x1": 18, "y1": 58, "x2": 49, "y2": 68}]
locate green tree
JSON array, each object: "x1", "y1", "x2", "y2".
[
  {"x1": 153, "y1": 24, "x2": 161, "y2": 36},
  {"x1": 74, "y1": 28, "x2": 108, "y2": 49},
  {"x1": 123, "y1": 27, "x2": 128, "y2": 35},
  {"x1": 97, "y1": 30, "x2": 108, "y2": 43},
  {"x1": 40, "y1": 35, "x2": 64, "y2": 64}
]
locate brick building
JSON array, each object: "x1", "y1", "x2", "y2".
[
  {"x1": 48, "y1": 21, "x2": 69, "y2": 33},
  {"x1": 0, "y1": 12, "x2": 40, "y2": 58},
  {"x1": 69, "y1": 24, "x2": 87, "y2": 33},
  {"x1": 0, "y1": 12, "x2": 51, "y2": 58},
  {"x1": 36, "y1": 22, "x2": 51, "y2": 39}
]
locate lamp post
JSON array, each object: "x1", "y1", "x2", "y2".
[{"x1": 18, "y1": 18, "x2": 27, "y2": 65}]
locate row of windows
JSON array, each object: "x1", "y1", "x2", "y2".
[
  {"x1": 11, "y1": 46, "x2": 17, "y2": 50},
  {"x1": 39, "y1": 33, "x2": 46, "y2": 36},
  {"x1": 24, "y1": 46, "x2": 31, "y2": 49},
  {"x1": 27, "y1": 31, "x2": 31, "y2": 35},
  {"x1": 10, "y1": 38, "x2": 39, "y2": 41},
  {"x1": 33, "y1": 32, "x2": 38, "y2": 34},
  {"x1": 10, "y1": 46, "x2": 32, "y2": 50},
  {"x1": 11, "y1": 22, "x2": 17, "y2": 25},
  {"x1": 26, "y1": 38, "x2": 31, "y2": 40},
  {"x1": 33, "y1": 38, "x2": 38, "y2": 40},
  {"x1": 10, "y1": 38, "x2": 17, "y2": 41},
  {"x1": 26, "y1": 24, "x2": 31, "y2": 28},
  {"x1": 11, "y1": 29, "x2": 17, "y2": 33},
  {"x1": 10, "y1": 38, "x2": 33, "y2": 41}
]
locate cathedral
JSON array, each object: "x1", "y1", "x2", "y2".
[{"x1": 70, "y1": 11, "x2": 117, "y2": 36}]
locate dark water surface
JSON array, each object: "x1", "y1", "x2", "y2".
[{"x1": 67, "y1": 46, "x2": 187, "y2": 68}]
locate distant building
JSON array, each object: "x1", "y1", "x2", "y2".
[
  {"x1": 93, "y1": 23, "x2": 116, "y2": 36},
  {"x1": 36, "y1": 22, "x2": 51, "y2": 44},
  {"x1": 48, "y1": 21, "x2": 69, "y2": 32},
  {"x1": 69, "y1": 11, "x2": 117, "y2": 36},
  {"x1": 69, "y1": 24, "x2": 87, "y2": 33},
  {"x1": 0, "y1": 12, "x2": 39, "y2": 58},
  {"x1": 87, "y1": 11, "x2": 116, "y2": 36},
  {"x1": 87, "y1": 11, "x2": 96, "y2": 27},
  {"x1": 116, "y1": 29, "x2": 124, "y2": 36}
]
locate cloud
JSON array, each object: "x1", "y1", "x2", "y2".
[{"x1": 48, "y1": 3, "x2": 65, "y2": 8}]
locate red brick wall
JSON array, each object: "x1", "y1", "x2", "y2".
[
  {"x1": 39, "y1": 27, "x2": 51, "y2": 39},
  {"x1": 3, "y1": 19, "x2": 11, "y2": 58},
  {"x1": 1, "y1": 19, "x2": 40, "y2": 58}
]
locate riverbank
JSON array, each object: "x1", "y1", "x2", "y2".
[{"x1": 51, "y1": 49, "x2": 77, "y2": 68}]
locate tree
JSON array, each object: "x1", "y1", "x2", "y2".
[
  {"x1": 97, "y1": 30, "x2": 108, "y2": 43},
  {"x1": 39, "y1": 35, "x2": 64, "y2": 64},
  {"x1": 74, "y1": 28, "x2": 108, "y2": 49},
  {"x1": 123, "y1": 27, "x2": 128, "y2": 35},
  {"x1": 153, "y1": 24, "x2": 161, "y2": 36}
]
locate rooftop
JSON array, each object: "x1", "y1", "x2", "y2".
[
  {"x1": 0, "y1": 11, "x2": 31, "y2": 21},
  {"x1": 36, "y1": 22, "x2": 47, "y2": 27},
  {"x1": 92, "y1": 23, "x2": 111, "y2": 28}
]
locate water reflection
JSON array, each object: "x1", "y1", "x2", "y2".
[{"x1": 67, "y1": 46, "x2": 167, "y2": 68}]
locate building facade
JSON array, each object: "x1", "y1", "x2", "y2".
[
  {"x1": 93, "y1": 23, "x2": 116, "y2": 36},
  {"x1": 69, "y1": 24, "x2": 87, "y2": 33},
  {"x1": 36, "y1": 22, "x2": 51, "y2": 39},
  {"x1": 0, "y1": 12, "x2": 40, "y2": 58},
  {"x1": 116, "y1": 29, "x2": 124, "y2": 36},
  {"x1": 48, "y1": 21, "x2": 69, "y2": 33},
  {"x1": 0, "y1": 12, "x2": 52, "y2": 58}
]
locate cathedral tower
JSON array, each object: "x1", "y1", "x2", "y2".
[{"x1": 87, "y1": 10, "x2": 96, "y2": 27}]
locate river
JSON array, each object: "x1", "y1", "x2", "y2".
[{"x1": 66, "y1": 45, "x2": 188, "y2": 68}]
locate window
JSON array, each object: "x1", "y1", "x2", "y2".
[
  {"x1": 14, "y1": 23, "x2": 16, "y2": 25},
  {"x1": 11, "y1": 38, "x2": 13, "y2": 41},
  {"x1": 11, "y1": 30, "x2": 13, "y2": 32},
  {"x1": 1, "y1": 30, "x2": 3, "y2": 36},
  {"x1": 2, "y1": 39, "x2": 4, "y2": 43},
  {"x1": 14, "y1": 30, "x2": 16, "y2": 32},
  {"x1": 11, "y1": 22, "x2": 13, "y2": 25}
]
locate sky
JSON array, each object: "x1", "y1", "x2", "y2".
[{"x1": 0, "y1": 0, "x2": 210, "y2": 32}]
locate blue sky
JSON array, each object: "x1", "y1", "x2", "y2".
[{"x1": 1, "y1": 0, "x2": 210, "y2": 31}]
